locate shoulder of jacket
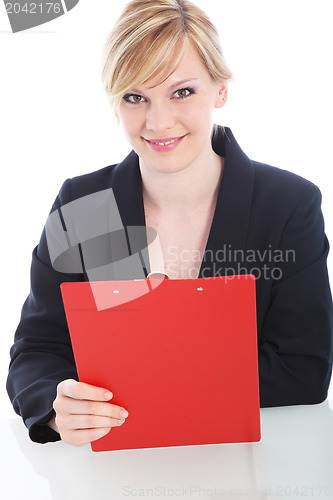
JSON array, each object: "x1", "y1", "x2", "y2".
[
  {"x1": 59, "y1": 150, "x2": 137, "y2": 204},
  {"x1": 251, "y1": 160, "x2": 321, "y2": 202},
  {"x1": 49, "y1": 164, "x2": 119, "y2": 213},
  {"x1": 67, "y1": 163, "x2": 118, "y2": 196},
  {"x1": 54, "y1": 155, "x2": 132, "y2": 209}
]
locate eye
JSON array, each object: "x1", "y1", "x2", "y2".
[
  {"x1": 173, "y1": 87, "x2": 195, "y2": 99},
  {"x1": 123, "y1": 93, "x2": 145, "y2": 105}
]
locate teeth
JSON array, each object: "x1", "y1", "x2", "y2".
[{"x1": 152, "y1": 138, "x2": 178, "y2": 146}]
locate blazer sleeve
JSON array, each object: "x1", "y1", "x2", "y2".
[
  {"x1": 6, "y1": 179, "x2": 82, "y2": 443},
  {"x1": 258, "y1": 183, "x2": 333, "y2": 407}
]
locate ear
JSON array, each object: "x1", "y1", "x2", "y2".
[{"x1": 214, "y1": 82, "x2": 228, "y2": 108}]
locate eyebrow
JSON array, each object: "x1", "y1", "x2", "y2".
[{"x1": 130, "y1": 78, "x2": 200, "y2": 94}]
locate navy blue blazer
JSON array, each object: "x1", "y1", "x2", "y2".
[{"x1": 7, "y1": 126, "x2": 333, "y2": 443}]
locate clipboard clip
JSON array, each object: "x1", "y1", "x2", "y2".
[
  {"x1": 146, "y1": 272, "x2": 169, "y2": 291},
  {"x1": 146, "y1": 272, "x2": 170, "y2": 281}
]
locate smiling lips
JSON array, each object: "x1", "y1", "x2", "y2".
[{"x1": 144, "y1": 134, "x2": 187, "y2": 152}]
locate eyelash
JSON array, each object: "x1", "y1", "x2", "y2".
[
  {"x1": 174, "y1": 87, "x2": 195, "y2": 99},
  {"x1": 122, "y1": 87, "x2": 196, "y2": 105}
]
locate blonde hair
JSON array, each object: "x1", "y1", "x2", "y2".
[{"x1": 102, "y1": 0, "x2": 233, "y2": 119}]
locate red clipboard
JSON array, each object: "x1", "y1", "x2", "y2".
[{"x1": 61, "y1": 275, "x2": 260, "y2": 452}]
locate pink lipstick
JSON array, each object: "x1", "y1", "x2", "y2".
[{"x1": 143, "y1": 134, "x2": 187, "y2": 152}]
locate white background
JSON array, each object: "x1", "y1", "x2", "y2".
[{"x1": 0, "y1": 0, "x2": 332, "y2": 419}]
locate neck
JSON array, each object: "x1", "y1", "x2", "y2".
[{"x1": 140, "y1": 151, "x2": 224, "y2": 214}]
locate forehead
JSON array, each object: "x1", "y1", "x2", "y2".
[{"x1": 141, "y1": 43, "x2": 210, "y2": 91}]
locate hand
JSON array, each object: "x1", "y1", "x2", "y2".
[{"x1": 49, "y1": 379, "x2": 129, "y2": 447}]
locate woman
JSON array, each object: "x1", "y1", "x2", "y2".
[{"x1": 7, "y1": 0, "x2": 333, "y2": 447}]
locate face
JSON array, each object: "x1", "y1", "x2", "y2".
[{"x1": 118, "y1": 43, "x2": 227, "y2": 175}]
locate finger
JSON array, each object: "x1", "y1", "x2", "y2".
[
  {"x1": 55, "y1": 399, "x2": 129, "y2": 420},
  {"x1": 61, "y1": 427, "x2": 113, "y2": 447},
  {"x1": 56, "y1": 413, "x2": 126, "y2": 431},
  {"x1": 58, "y1": 379, "x2": 113, "y2": 402}
]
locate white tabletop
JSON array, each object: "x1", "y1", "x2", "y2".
[{"x1": 1, "y1": 400, "x2": 333, "y2": 500}]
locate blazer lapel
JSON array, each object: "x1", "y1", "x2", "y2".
[
  {"x1": 111, "y1": 150, "x2": 146, "y2": 228},
  {"x1": 111, "y1": 151, "x2": 151, "y2": 277},
  {"x1": 199, "y1": 127, "x2": 255, "y2": 277}
]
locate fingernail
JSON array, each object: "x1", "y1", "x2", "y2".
[
  {"x1": 120, "y1": 410, "x2": 129, "y2": 418},
  {"x1": 118, "y1": 418, "x2": 126, "y2": 425},
  {"x1": 105, "y1": 391, "x2": 113, "y2": 400}
]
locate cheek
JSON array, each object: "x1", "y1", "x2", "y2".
[
  {"x1": 182, "y1": 98, "x2": 215, "y2": 127},
  {"x1": 119, "y1": 109, "x2": 143, "y2": 138}
]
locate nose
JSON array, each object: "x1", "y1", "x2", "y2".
[{"x1": 145, "y1": 100, "x2": 176, "y2": 133}]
